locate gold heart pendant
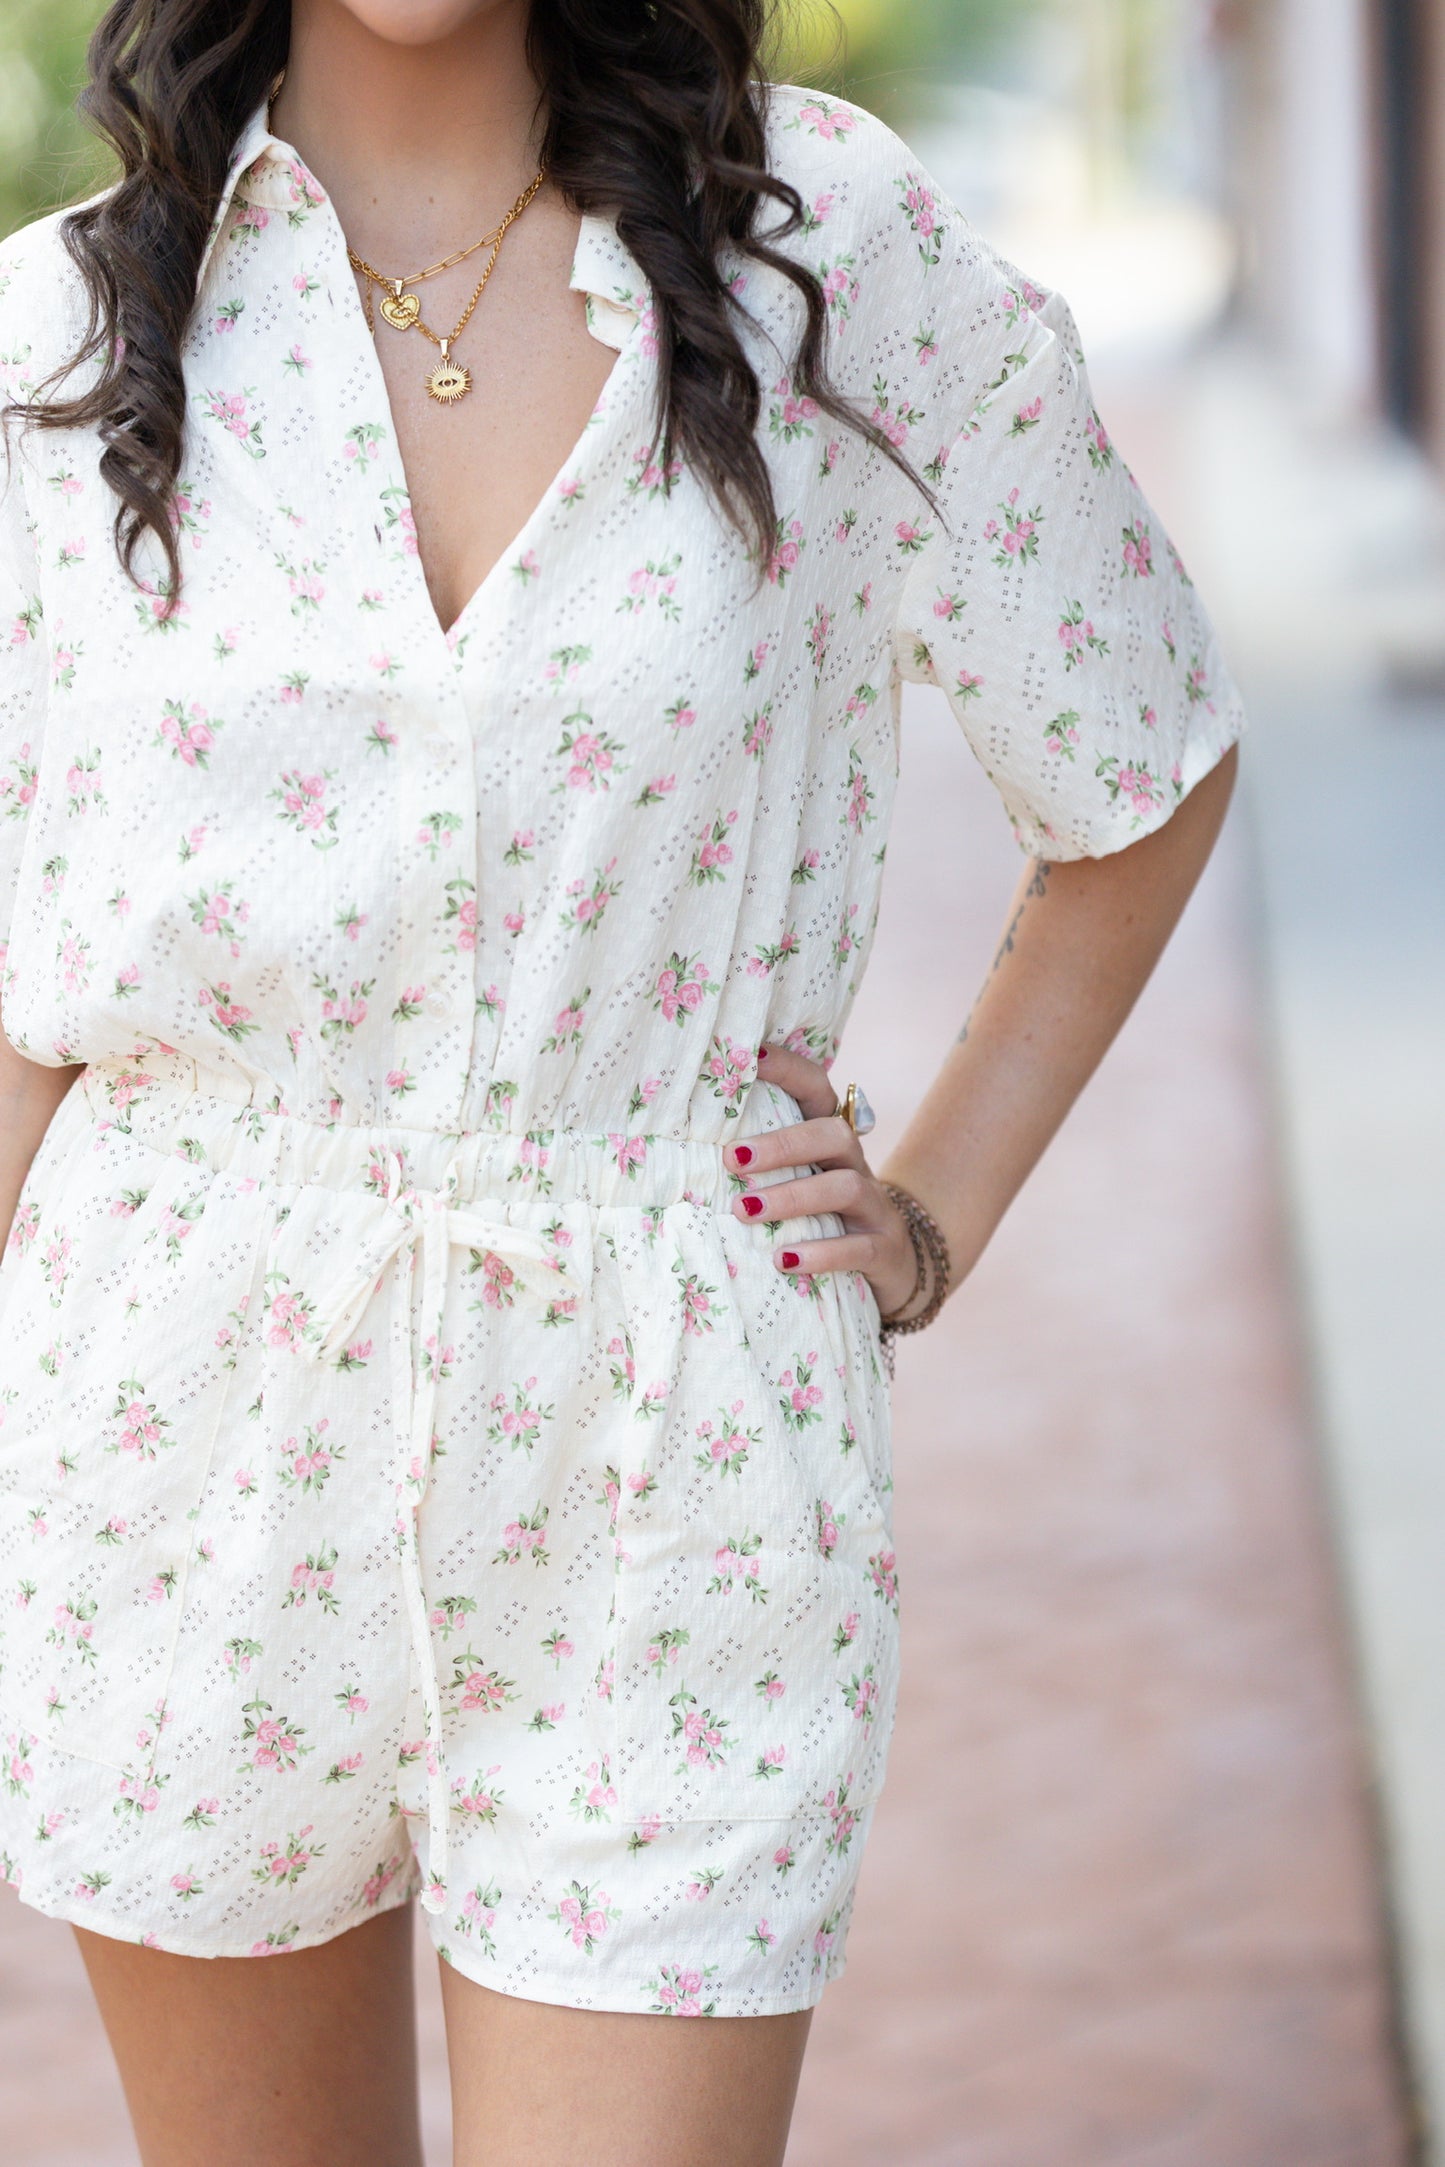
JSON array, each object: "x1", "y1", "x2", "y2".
[{"x1": 380, "y1": 289, "x2": 421, "y2": 331}]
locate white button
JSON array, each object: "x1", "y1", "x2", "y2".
[
  {"x1": 424, "y1": 991, "x2": 451, "y2": 1019},
  {"x1": 423, "y1": 731, "x2": 448, "y2": 758}
]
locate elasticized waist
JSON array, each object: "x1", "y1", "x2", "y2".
[{"x1": 77, "y1": 1055, "x2": 781, "y2": 1214}]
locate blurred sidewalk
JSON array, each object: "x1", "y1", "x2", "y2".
[{"x1": 0, "y1": 340, "x2": 1428, "y2": 2163}]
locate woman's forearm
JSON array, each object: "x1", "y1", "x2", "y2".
[
  {"x1": 880, "y1": 745, "x2": 1239, "y2": 1287},
  {"x1": 0, "y1": 1000, "x2": 79, "y2": 1242}
]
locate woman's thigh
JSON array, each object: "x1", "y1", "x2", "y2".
[
  {"x1": 73, "y1": 1903, "x2": 424, "y2": 2167},
  {"x1": 439, "y1": 1960, "x2": 813, "y2": 2167}
]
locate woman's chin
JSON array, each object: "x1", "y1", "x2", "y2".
[{"x1": 333, "y1": 0, "x2": 517, "y2": 51}]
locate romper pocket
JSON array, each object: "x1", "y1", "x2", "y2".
[
  {"x1": 0, "y1": 1122, "x2": 268, "y2": 1776},
  {"x1": 607, "y1": 1206, "x2": 900, "y2": 1826}
]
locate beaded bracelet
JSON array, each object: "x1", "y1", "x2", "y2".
[{"x1": 875, "y1": 1180, "x2": 952, "y2": 1379}]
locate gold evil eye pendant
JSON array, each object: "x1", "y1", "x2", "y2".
[{"x1": 425, "y1": 341, "x2": 471, "y2": 405}]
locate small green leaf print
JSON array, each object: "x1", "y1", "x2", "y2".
[
  {"x1": 1085, "y1": 408, "x2": 1114, "y2": 469},
  {"x1": 241, "y1": 1697, "x2": 313, "y2": 1774},
  {"x1": 493, "y1": 1504, "x2": 549, "y2": 1567},
  {"x1": 312, "y1": 974, "x2": 374, "y2": 1042},
  {"x1": 1058, "y1": 602, "x2": 1110, "y2": 670},
  {"x1": 560, "y1": 859, "x2": 622, "y2": 935},
  {"x1": 821, "y1": 256, "x2": 861, "y2": 322},
  {"x1": 742, "y1": 702, "x2": 774, "y2": 759},
  {"x1": 542, "y1": 991, "x2": 589, "y2": 1053},
  {"x1": 866, "y1": 1548, "x2": 900, "y2": 1614},
  {"x1": 769, "y1": 378, "x2": 819, "y2": 440},
  {"x1": 871, "y1": 373, "x2": 924, "y2": 450},
  {"x1": 706, "y1": 1532, "x2": 767, "y2": 1603},
  {"x1": 108, "y1": 1378, "x2": 173, "y2": 1461},
  {"x1": 825, "y1": 1775, "x2": 860, "y2": 1856},
  {"x1": 617, "y1": 552, "x2": 681, "y2": 618},
  {"x1": 189, "y1": 883, "x2": 247, "y2": 953},
  {"x1": 1044, "y1": 710, "x2": 1081, "y2": 760},
  {"x1": 544, "y1": 643, "x2": 591, "y2": 689},
  {"x1": 553, "y1": 712, "x2": 627, "y2": 793},
  {"x1": 157, "y1": 699, "x2": 223, "y2": 770},
  {"x1": 694, "y1": 1403, "x2": 761, "y2": 1479},
  {"x1": 253, "y1": 1829, "x2": 326, "y2": 1887},
  {"x1": 274, "y1": 551, "x2": 326, "y2": 613},
  {"x1": 669, "y1": 1680, "x2": 735, "y2": 1771},
  {"x1": 279, "y1": 1420, "x2": 345, "y2": 1493},
  {"x1": 203, "y1": 387, "x2": 265, "y2": 458},
  {"x1": 843, "y1": 747, "x2": 875, "y2": 833},
  {"x1": 63, "y1": 747, "x2": 105, "y2": 816},
  {"x1": 433, "y1": 1595, "x2": 479, "y2": 1638},
  {"x1": 199, "y1": 980, "x2": 259, "y2": 1042},
  {"x1": 841, "y1": 1664, "x2": 880, "y2": 1728},
  {"x1": 455, "y1": 1880, "x2": 503, "y2": 1952},
  {"x1": 786, "y1": 95, "x2": 856, "y2": 141},
  {"x1": 1122, "y1": 521, "x2": 1155, "y2": 577},
  {"x1": 569, "y1": 1758, "x2": 617, "y2": 1822},
  {"x1": 45, "y1": 1595, "x2": 98, "y2": 1667},
  {"x1": 765, "y1": 518, "x2": 804, "y2": 587},
  {"x1": 1095, "y1": 755, "x2": 1168, "y2": 822},
  {"x1": 454, "y1": 1770, "x2": 505, "y2": 1823},
  {"x1": 688, "y1": 809, "x2": 738, "y2": 885},
  {"x1": 550, "y1": 1879, "x2": 619, "y2": 1953},
  {"x1": 625, "y1": 446, "x2": 680, "y2": 499},
  {"x1": 986, "y1": 494, "x2": 1042, "y2": 569},
  {"x1": 270, "y1": 769, "x2": 339, "y2": 848},
  {"x1": 449, "y1": 1653, "x2": 520, "y2": 1713},
  {"x1": 647, "y1": 1962, "x2": 719, "y2": 2015},
  {"x1": 282, "y1": 1545, "x2": 340, "y2": 1613},
  {"x1": 896, "y1": 172, "x2": 943, "y2": 268}
]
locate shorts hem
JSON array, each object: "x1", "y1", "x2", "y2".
[
  {"x1": 3, "y1": 1870, "x2": 420, "y2": 1963},
  {"x1": 434, "y1": 1934, "x2": 845, "y2": 2018}
]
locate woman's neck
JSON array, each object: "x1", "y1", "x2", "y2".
[{"x1": 268, "y1": 0, "x2": 543, "y2": 264}]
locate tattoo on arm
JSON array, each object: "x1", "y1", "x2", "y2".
[{"x1": 956, "y1": 860, "x2": 1053, "y2": 1043}]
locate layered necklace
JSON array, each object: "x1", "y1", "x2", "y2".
[
  {"x1": 264, "y1": 67, "x2": 546, "y2": 408},
  {"x1": 346, "y1": 167, "x2": 547, "y2": 405}
]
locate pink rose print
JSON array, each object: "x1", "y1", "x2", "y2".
[
  {"x1": 648, "y1": 1963, "x2": 720, "y2": 2015},
  {"x1": 549, "y1": 1880, "x2": 618, "y2": 1953}
]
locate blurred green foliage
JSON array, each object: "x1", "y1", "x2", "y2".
[
  {"x1": 0, "y1": 0, "x2": 114, "y2": 242},
  {"x1": 771, "y1": 0, "x2": 1045, "y2": 121},
  {"x1": 0, "y1": 0, "x2": 1038, "y2": 241}
]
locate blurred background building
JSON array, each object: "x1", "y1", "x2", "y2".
[{"x1": 1, "y1": 3, "x2": 1442, "y2": 2162}]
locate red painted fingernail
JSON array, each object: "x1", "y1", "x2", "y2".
[
  {"x1": 780, "y1": 1249, "x2": 800, "y2": 1268},
  {"x1": 733, "y1": 1144, "x2": 753, "y2": 1166},
  {"x1": 757, "y1": 1046, "x2": 768, "y2": 1060},
  {"x1": 741, "y1": 1193, "x2": 764, "y2": 1217}
]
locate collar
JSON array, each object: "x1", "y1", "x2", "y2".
[{"x1": 194, "y1": 97, "x2": 650, "y2": 345}]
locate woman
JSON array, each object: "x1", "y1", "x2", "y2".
[{"x1": 0, "y1": 0, "x2": 1243, "y2": 2158}]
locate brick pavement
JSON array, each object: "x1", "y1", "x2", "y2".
[{"x1": 784, "y1": 693, "x2": 1415, "y2": 2164}]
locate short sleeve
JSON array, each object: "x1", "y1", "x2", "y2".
[
  {"x1": 0, "y1": 427, "x2": 45, "y2": 978},
  {"x1": 892, "y1": 218, "x2": 1245, "y2": 861}
]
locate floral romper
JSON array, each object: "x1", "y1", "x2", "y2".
[{"x1": 0, "y1": 83, "x2": 1244, "y2": 2014}]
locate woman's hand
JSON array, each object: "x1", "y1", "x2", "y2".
[{"x1": 723, "y1": 1042, "x2": 918, "y2": 1318}]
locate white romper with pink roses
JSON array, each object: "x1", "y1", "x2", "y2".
[{"x1": 0, "y1": 83, "x2": 1243, "y2": 2013}]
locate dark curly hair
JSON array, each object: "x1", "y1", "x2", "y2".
[{"x1": 6, "y1": 0, "x2": 922, "y2": 604}]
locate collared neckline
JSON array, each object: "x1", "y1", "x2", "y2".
[{"x1": 194, "y1": 96, "x2": 650, "y2": 341}]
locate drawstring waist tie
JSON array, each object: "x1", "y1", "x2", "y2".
[{"x1": 305, "y1": 1155, "x2": 584, "y2": 1914}]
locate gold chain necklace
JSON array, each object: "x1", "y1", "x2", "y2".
[{"x1": 347, "y1": 168, "x2": 546, "y2": 405}]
